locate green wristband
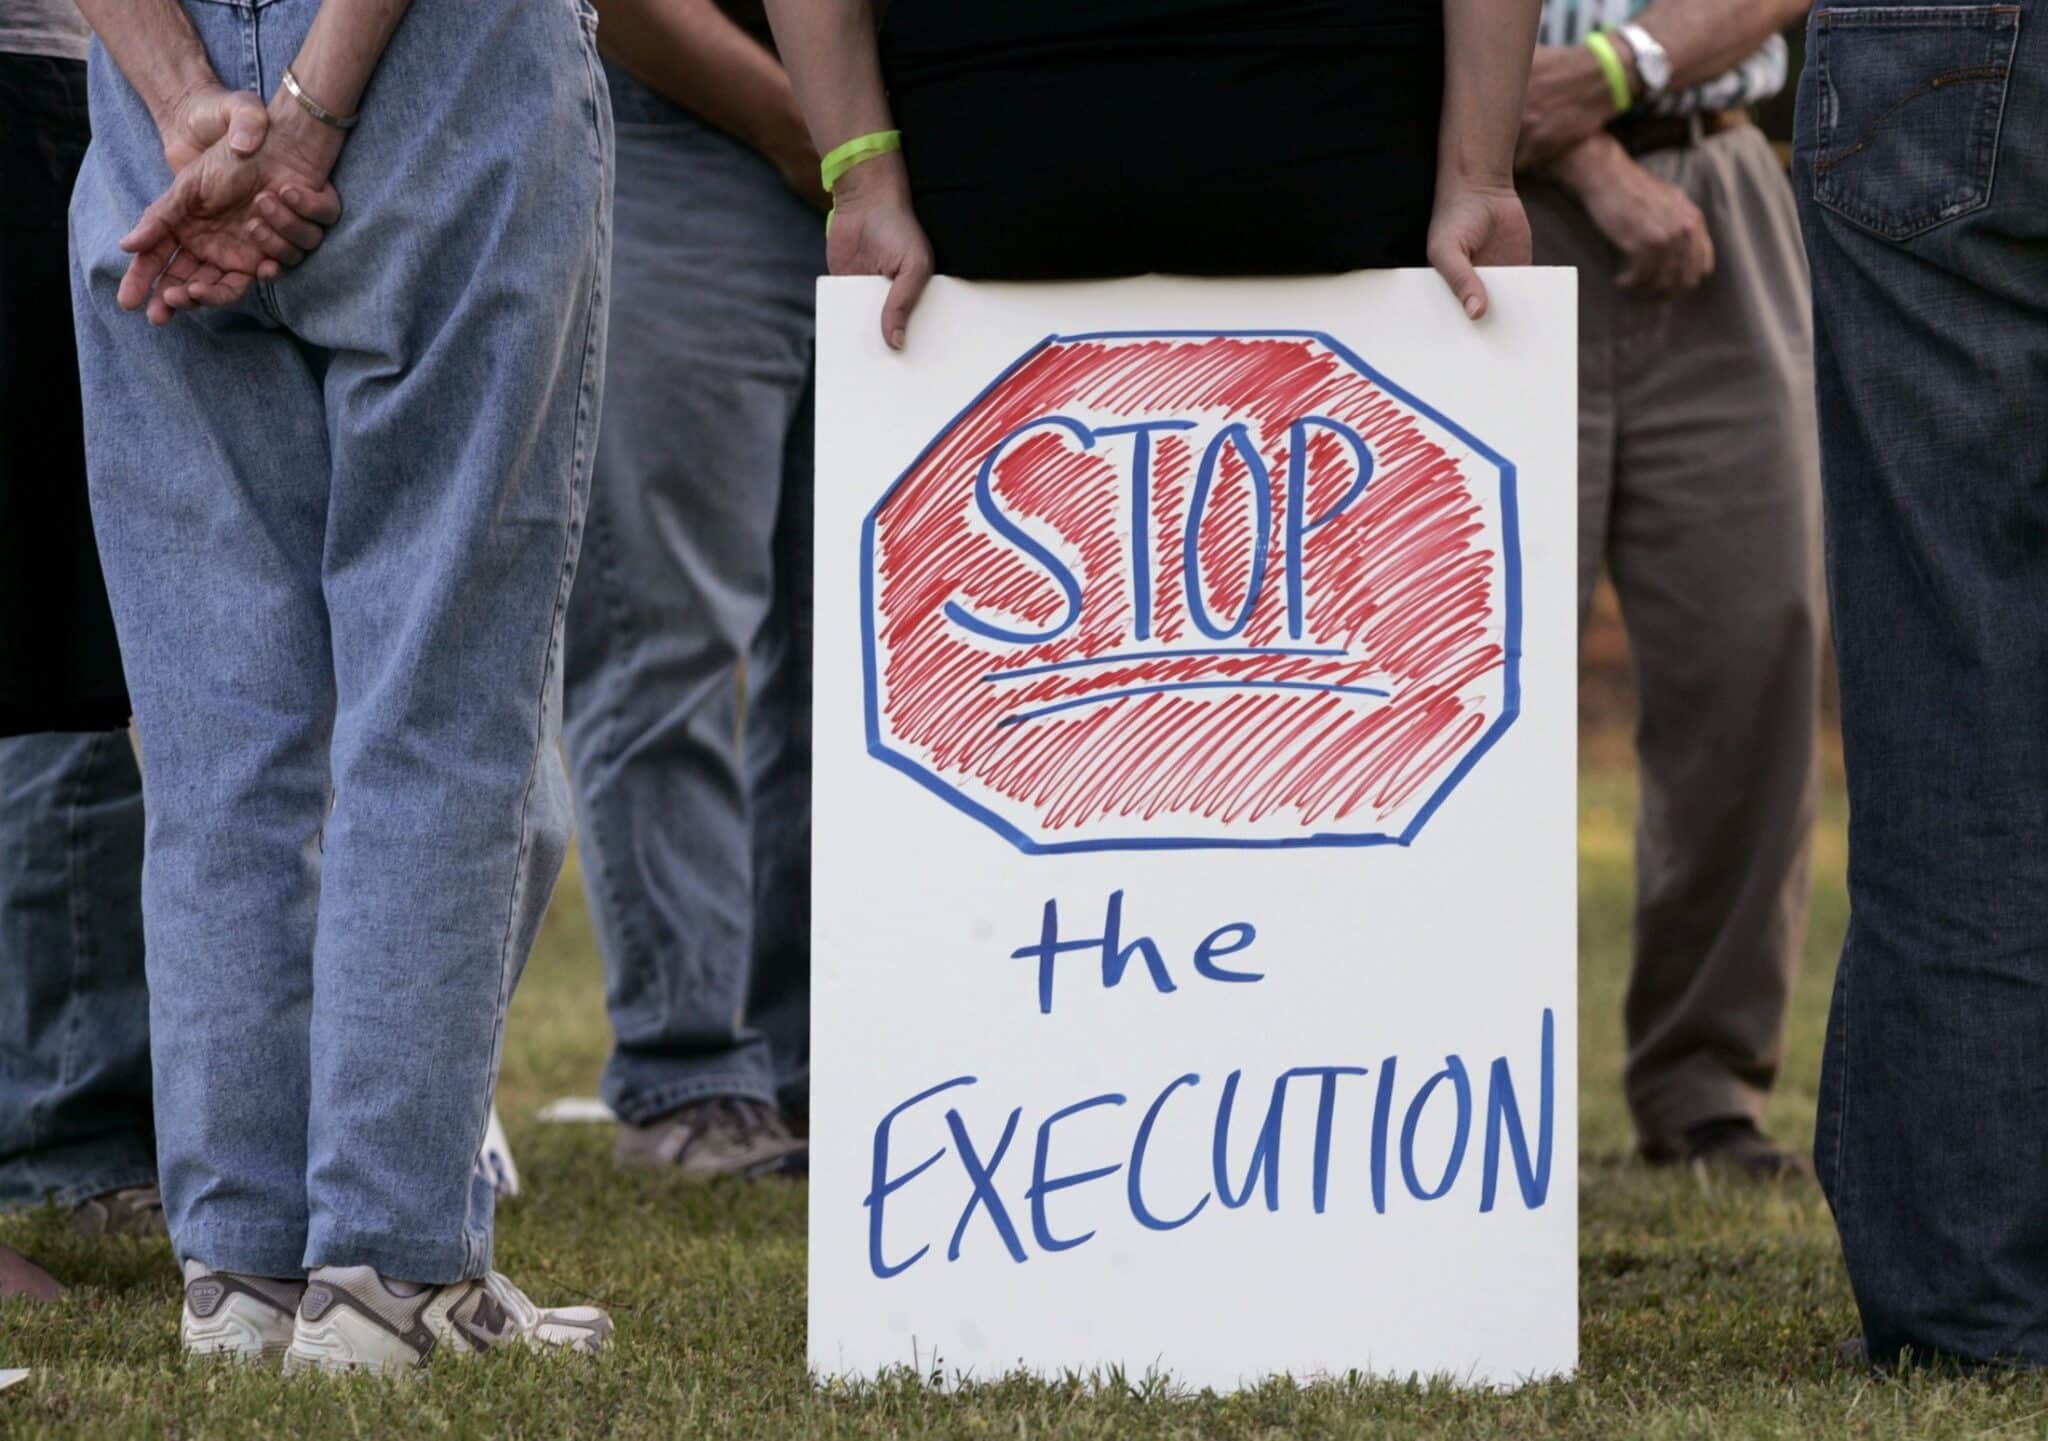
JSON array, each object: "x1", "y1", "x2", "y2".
[
  {"x1": 820, "y1": 129, "x2": 902, "y2": 193},
  {"x1": 1583, "y1": 31, "x2": 1634, "y2": 115}
]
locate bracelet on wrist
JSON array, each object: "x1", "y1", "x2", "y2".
[
  {"x1": 280, "y1": 66, "x2": 359, "y2": 131},
  {"x1": 820, "y1": 129, "x2": 901, "y2": 193},
  {"x1": 1581, "y1": 32, "x2": 1634, "y2": 115}
]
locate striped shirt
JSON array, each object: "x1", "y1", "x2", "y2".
[{"x1": 1538, "y1": 0, "x2": 1787, "y2": 117}]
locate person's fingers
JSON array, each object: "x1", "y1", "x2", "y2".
[
  {"x1": 164, "y1": 261, "x2": 224, "y2": 310},
  {"x1": 220, "y1": 89, "x2": 269, "y2": 156},
  {"x1": 119, "y1": 206, "x2": 173, "y2": 257},
  {"x1": 880, "y1": 251, "x2": 933, "y2": 351},
  {"x1": 1428, "y1": 227, "x2": 1489, "y2": 320},
  {"x1": 116, "y1": 236, "x2": 177, "y2": 311},
  {"x1": 257, "y1": 193, "x2": 327, "y2": 252},
  {"x1": 277, "y1": 184, "x2": 342, "y2": 228},
  {"x1": 187, "y1": 269, "x2": 253, "y2": 308},
  {"x1": 242, "y1": 214, "x2": 306, "y2": 267},
  {"x1": 1619, "y1": 233, "x2": 1671, "y2": 293},
  {"x1": 1653, "y1": 234, "x2": 1688, "y2": 294}
]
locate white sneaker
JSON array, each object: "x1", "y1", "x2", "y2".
[
  {"x1": 482, "y1": 1106, "x2": 520, "y2": 1199},
  {"x1": 180, "y1": 1260, "x2": 303, "y2": 1363},
  {"x1": 284, "y1": 1265, "x2": 611, "y2": 1374}
]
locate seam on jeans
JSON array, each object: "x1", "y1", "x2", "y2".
[
  {"x1": 572, "y1": 465, "x2": 656, "y2": 999},
  {"x1": 465, "y1": 13, "x2": 614, "y2": 1283},
  {"x1": 1811, "y1": 67, "x2": 2009, "y2": 177},
  {"x1": 246, "y1": 3, "x2": 287, "y2": 326},
  {"x1": 570, "y1": 23, "x2": 661, "y2": 1017},
  {"x1": 1831, "y1": 938, "x2": 1854, "y2": 1228},
  {"x1": 50, "y1": 733, "x2": 106, "y2": 1157},
  {"x1": 1976, "y1": 16, "x2": 2021, "y2": 233},
  {"x1": 1814, "y1": 4, "x2": 2019, "y2": 25}
]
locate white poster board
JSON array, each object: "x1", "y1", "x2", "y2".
[{"x1": 811, "y1": 270, "x2": 1577, "y2": 1390}]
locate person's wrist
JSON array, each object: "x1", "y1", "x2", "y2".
[
  {"x1": 830, "y1": 148, "x2": 911, "y2": 208},
  {"x1": 148, "y1": 61, "x2": 224, "y2": 140},
  {"x1": 1562, "y1": 43, "x2": 1626, "y2": 111},
  {"x1": 154, "y1": 75, "x2": 231, "y2": 166},
  {"x1": 1551, "y1": 132, "x2": 1627, "y2": 195},
  {"x1": 1605, "y1": 30, "x2": 1645, "y2": 102},
  {"x1": 1438, "y1": 160, "x2": 1517, "y2": 198},
  {"x1": 265, "y1": 90, "x2": 346, "y2": 181}
]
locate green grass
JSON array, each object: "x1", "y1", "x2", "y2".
[{"x1": 6, "y1": 764, "x2": 2048, "y2": 1438}]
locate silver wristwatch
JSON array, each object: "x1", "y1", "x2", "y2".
[{"x1": 1617, "y1": 23, "x2": 1673, "y2": 101}]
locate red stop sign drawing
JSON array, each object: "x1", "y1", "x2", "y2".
[{"x1": 861, "y1": 330, "x2": 1520, "y2": 853}]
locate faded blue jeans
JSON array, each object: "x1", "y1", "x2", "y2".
[
  {"x1": 69, "y1": 0, "x2": 612, "y2": 1283},
  {"x1": 1794, "y1": 0, "x2": 2048, "y2": 1367},
  {"x1": 0, "y1": 729, "x2": 153, "y2": 1209},
  {"x1": 562, "y1": 63, "x2": 817, "y2": 1126}
]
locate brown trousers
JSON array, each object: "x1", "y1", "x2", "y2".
[{"x1": 1526, "y1": 125, "x2": 1822, "y2": 1149}]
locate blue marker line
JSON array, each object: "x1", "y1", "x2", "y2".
[
  {"x1": 997, "y1": 679, "x2": 1392, "y2": 727},
  {"x1": 981, "y1": 646, "x2": 1348, "y2": 682}
]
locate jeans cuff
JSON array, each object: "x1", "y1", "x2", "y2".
[
  {"x1": 305, "y1": 1223, "x2": 491, "y2": 1287},
  {"x1": 44, "y1": 1165, "x2": 159, "y2": 1213},
  {"x1": 174, "y1": 1216, "x2": 315, "y2": 1281},
  {"x1": 0, "y1": 1138, "x2": 158, "y2": 1212},
  {"x1": 606, "y1": 1069, "x2": 780, "y2": 1127}
]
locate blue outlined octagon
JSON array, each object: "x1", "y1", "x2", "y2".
[{"x1": 859, "y1": 329, "x2": 1522, "y2": 857}]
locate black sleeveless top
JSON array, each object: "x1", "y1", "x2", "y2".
[{"x1": 878, "y1": 0, "x2": 1446, "y2": 280}]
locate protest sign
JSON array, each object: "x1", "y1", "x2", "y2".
[{"x1": 811, "y1": 271, "x2": 1578, "y2": 1389}]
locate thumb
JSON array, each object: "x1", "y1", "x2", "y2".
[
  {"x1": 222, "y1": 92, "x2": 269, "y2": 156},
  {"x1": 879, "y1": 254, "x2": 932, "y2": 352},
  {"x1": 1429, "y1": 231, "x2": 1489, "y2": 321},
  {"x1": 119, "y1": 204, "x2": 172, "y2": 256}
]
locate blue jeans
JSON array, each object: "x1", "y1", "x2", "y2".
[
  {"x1": 0, "y1": 730, "x2": 152, "y2": 1208},
  {"x1": 68, "y1": 0, "x2": 612, "y2": 1282},
  {"x1": 562, "y1": 64, "x2": 817, "y2": 1126},
  {"x1": 1794, "y1": 0, "x2": 2048, "y2": 1366}
]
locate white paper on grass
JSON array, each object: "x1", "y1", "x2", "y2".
[{"x1": 811, "y1": 270, "x2": 1578, "y2": 1391}]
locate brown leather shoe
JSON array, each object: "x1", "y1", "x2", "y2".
[
  {"x1": 0, "y1": 1245, "x2": 61, "y2": 1302},
  {"x1": 72, "y1": 1183, "x2": 167, "y2": 1237},
  {"x1": 613, "y1": 1096, "x2": 806, "y2": 1179},
  {"x1": 1644, "y1": 1117, "x2": 1814, "y2": 1182}
]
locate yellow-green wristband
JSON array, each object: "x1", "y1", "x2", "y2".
[
  {"x1": 1583, "y1": 31, "x2": 1634, "y2": 115},
  {"x1": 820, "y1": 129, "x2": 901, "y2": 193}
]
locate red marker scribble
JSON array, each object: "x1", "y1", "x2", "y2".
[{"x1": 865, "y1": 332, "x2": 1516, "y2": 851}]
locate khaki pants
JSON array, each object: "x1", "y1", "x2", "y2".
[{"x1": 1526, "y1": 125, "x2": 1822, "y2": 1150}]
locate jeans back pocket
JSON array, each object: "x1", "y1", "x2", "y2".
[{"x1": 1812, "y1": 4, "x2": 2020, "y2": 240}]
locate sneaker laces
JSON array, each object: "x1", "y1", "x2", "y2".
[{"x1": 710, "y1": 1097, "x2": 782, "y2": 1141}]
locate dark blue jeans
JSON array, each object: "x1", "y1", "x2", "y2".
[
  {"x1": 1793, "y1": 0, "x2": 2048, "y2": 1367},
  {"x1": 0, "y1": 730, "x2": 153, "y2": 1208}
]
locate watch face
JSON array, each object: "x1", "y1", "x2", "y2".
[{"x1": 1626, "y1": 28, "x2": 1672, "y2": 93}]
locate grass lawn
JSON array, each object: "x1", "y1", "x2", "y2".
[{"x1": 5, "y1": 762, "x2": 2046, "y2": 1438}]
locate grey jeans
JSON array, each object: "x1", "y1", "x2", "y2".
[{"x1": 562, "y1": 63, "x2": 820, "y2": 1125}]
